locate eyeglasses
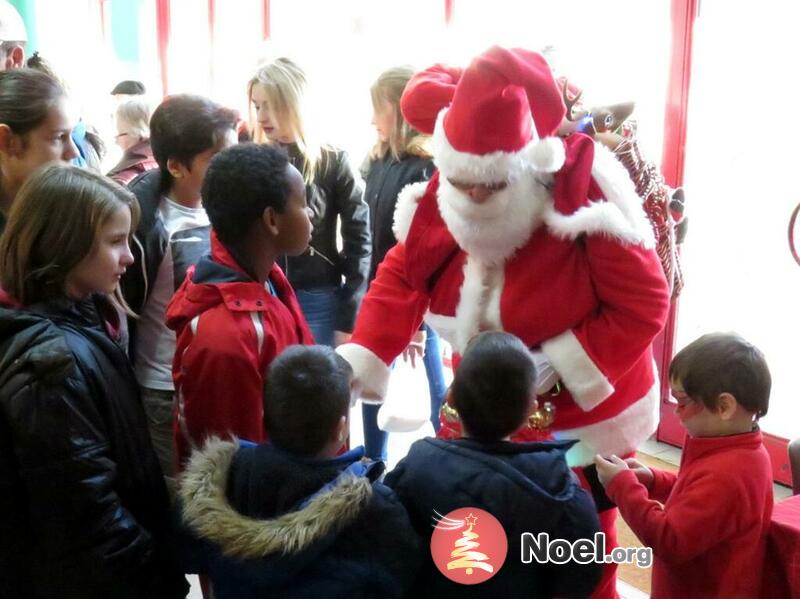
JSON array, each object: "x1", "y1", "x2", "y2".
[{"x1": 446, "y1": 178, "x2": 509, "y2": 194}]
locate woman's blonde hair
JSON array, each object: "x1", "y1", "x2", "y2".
[
  {"x1": 370, "y1": 66, "x2": 431, "y2": 161},
  {"x1": 116, "y1": 97, "x2": 151, "y2": 141},
  {"x1": 247, "y1": 56, "x2": 324, "y2": 184},
  {"x1": 0, "y1": 164, "x2": 139, "y2": 311}
]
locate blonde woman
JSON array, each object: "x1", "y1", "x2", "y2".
[
  {"x1": 0, "y1": 165, "x2": 187, "y2": 598},
  {"x1": 248, "y1": 57, "x2": 370, "y2": 347},
  {"x1": 107, "y1": 96, "x2": 157, "y2": 185},
  {"x1": 361, "y1": 66, "x2": 445, "y2": 461}
]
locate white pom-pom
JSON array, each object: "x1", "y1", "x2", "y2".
[{"x1": 526, "y1": 136, "x2": 566, "y2": 173}]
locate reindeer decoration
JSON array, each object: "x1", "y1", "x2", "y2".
[{"x1": 559, "y1": 79, "x2": 687, "y2": 299}]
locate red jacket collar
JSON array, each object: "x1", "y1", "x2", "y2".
[{"x1": 683, "y1": 428, "x2": 763, "y2": 465}]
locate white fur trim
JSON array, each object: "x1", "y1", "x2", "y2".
[
  {"x1": 542, "y1": 141, "x2": 655, "y2": 248},
  {"x1": 554, "y1": 375, "x2": 660, "y2": 467},
  {"x1": 437, "y1": 171, "x2": 546, "y2": 266},
  {"x1": 335, "y1": 343, "x2": 390, "y2": 403},
  {"x1": 392, "y1": 181, "x2": 429, "y2": 244},
  {"x1": 432, "y1": 108, "x2": 528, "y2": 182},
  {"x1": 541, "y1": 330, "x2": 614, "y2": 410},
  {"x1": 451, "y1": 257, "x2": 505, "y2": 353},
  {"x1": 525, "y1": 136, "x2": 566, "y2": 173},
  {"x1": 453, "y1": 257, "x2": 490, "y2": 354}
]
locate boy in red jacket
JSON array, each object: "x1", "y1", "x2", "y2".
[
  {"x1": 166, "y1": 143, "x2": 314, "y2": 468},
  {"x1": 595, "y1": 333, "x2": 773, "y2": 598}
]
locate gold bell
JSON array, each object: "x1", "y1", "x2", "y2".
[
  {"x1": 528, "y1": 401, "x2": 556, "y2": 430},
  {"x1": 440, "y1": 402, "x2": 460, "y2": 423}
]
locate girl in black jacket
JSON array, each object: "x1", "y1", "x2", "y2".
[
  {"x1": 0, "y1": 165, "x2": 187, "y2": 598},
  {"x1": 360, "y1": 67, "x2": 447, "y2": 461},
  {"x1": 247, "y1": 57, "x2": 371, "y2": 347}
]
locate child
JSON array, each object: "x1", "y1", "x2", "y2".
[
  {"x1": 179, "y1": 344, "x2": 421, "y2": 598},
  {"x1": 121, "y1": 94, "x2": 237, "y2": 492},
  {"x1": 385, "y1": 331, "x2": 603, "y2": 598},
  {"x1": 595, "y1": 332, "x2": 773, "y2": 598},
  {"x1": 0, "y1": 165, "x2": 187, "y2": 597},
  {"x1": 0, "y1": 68, "x2": 78, "y2": 232},
  {"x1": 361, "y1": 65, "x2": 446, "y2": 462},
  {"x1": 166, "y1": 143, "x2": 314, "y2": 468},
  {"x1": 248, "y1": 56, "x2": 370, "y2": 347}
]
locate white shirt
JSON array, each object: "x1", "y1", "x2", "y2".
[{"x1": 135, "y1": 197, "x2": 210, "y2": 390}]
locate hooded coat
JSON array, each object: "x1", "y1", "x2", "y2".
[
  {"x1": 166, "y1": 236, "x2": 314, "y2": 467},
  {"x1": 384, "y1": 437, "x2": 604, "y2": 598},
  {"x1": 179, "y1": 440, "x2": 422, "y2": 598},
  {"x1": 0, "y1": 293, "x2": 187, "y2": 598}
]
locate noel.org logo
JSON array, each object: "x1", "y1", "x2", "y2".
[{"x1": 430, "y1": 507, "x2": 508, "y2": 585}]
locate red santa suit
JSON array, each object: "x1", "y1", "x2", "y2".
[
  {"x1": 339, "y1": 47, "x2": 670, "y2": 466},
  {"x1": 337, "y1": 47, "x2": 670, "y2": 599}
]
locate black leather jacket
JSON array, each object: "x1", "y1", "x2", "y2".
[
  {"x1": 363, "y1": 153, "x2": 434, "y2": 282},
  {"x1": 281, "y1": 144, "x2": 371, "y2": 332},
  {"x1": 0, "y1": 295, "x2": 187, "y2": 598}
]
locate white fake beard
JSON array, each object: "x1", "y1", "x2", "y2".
[{"x1": 436, "y1": 172, "x2": 550, "y2": 265}]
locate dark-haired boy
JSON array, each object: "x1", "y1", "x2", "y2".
[
  {"x1": 385, "y1": 331, "x2": 603, "y2": 598},
  {"x1": 166, "y1": 143, "x2": 314, "y2": 468},
  {"x1": 595, "y1": 332, "x2": 774, "y2": 599},
  {"x1": 179, "y1": 344, "x2": 421, "y2": 598},
  {"x1": 121, "y1": 94, "x2": 237, "y2": 492}
]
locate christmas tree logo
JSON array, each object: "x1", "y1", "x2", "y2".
[{"x1": 430, "y1": 507, "x2": 508, "y2": 585}]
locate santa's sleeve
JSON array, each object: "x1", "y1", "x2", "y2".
[
  {"x1": 337, "y1": 242, "x2": 430, "y2": 401},
  {"x1": 540, "y1": 135, "x2": 670, "y2": 411}
]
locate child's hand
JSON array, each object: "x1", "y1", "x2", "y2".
[
  {"x1": 624, "y1": 458, "x2": 654, "y2": 490},
  {"x1": 594, "y1": 454, "x2": 630, "y2": 488}
]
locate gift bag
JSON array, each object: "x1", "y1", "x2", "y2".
[{"x1": 377, "y1": 357, "x2": 432, "y2": 433}]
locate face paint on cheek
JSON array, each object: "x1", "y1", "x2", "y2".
[{"x1": 676, "y1": 401, "x2": 704, "y2": 422}]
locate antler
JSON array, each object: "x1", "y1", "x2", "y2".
[{"x1": 562, "y1": 79, "x2": 587, "y2": 122}]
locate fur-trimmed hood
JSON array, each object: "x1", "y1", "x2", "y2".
[{"x1": 180, "y1": 439, "x2": 379, "y2": 560}]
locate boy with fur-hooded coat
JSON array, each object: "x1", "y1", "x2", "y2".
[
  {"x1": 179, "y1": 440, "x2": 421, "y2": 598},
  {"x1": 178, "y1": 345, "x2": 421, "y2": 598}
]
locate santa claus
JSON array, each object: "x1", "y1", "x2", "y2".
[{"x1": 338, "y1": 46, "x2": 670, "y2": 598}]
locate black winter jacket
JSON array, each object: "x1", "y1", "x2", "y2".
[
  {"x1": 363, "y1": 153, "x2": 433, "y2": 282},
  {"x1": 0, "y1": 295, "x2": 188, "y2": 598},
  {"x1": 281, "y1": 144, "x2": 371, "y2": 332},
  {"x1": 179, "y1": 441, "x2": 421, "y2": 598},
  {"x1": 384, "y1": 438, "x2": 604, "y2": 598}
]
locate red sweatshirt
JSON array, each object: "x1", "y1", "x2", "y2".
[{"x1": 607, "y1": 430, "x2": 773, "y2": 598}]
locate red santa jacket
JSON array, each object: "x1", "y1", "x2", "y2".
[
  {"x1": 606, "y1": 430, "x2": 773, "y2": 599},
  {"x1": 166, "y1": 236, "x2": 314, "y2": 468},
  {"x1": 338, "y1": 134, "x2": 670, "y2": 464}
]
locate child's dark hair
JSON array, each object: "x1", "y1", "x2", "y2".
[
  {"x1": 669, "y1": 332, "x2": 771, "y2": 418},
  {"x1": 149, "y1": 94, "x2": 236, "y2": 192},
  {"x1": 202, "y1": 143, "x2": 292, "y2": 246},
  {"x1": 263, "y1": 345, "x2": 353, "y2": 456},
  {"x1": 451, "y1": 331, "x2": 536, "y2": 441}
]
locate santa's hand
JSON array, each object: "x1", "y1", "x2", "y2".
[
  {"x1": 530, "y1": 349, "x2": 560, "y2": 395},
  {"x1": 624, "y1": 457, "x2": 654, "y2": 490},
  {"x1": 594, "y1": 454, "x2": 629, "y2": 488},
  {"x1": 402, "y1": 330, "x2": 427, "y2": 368}
]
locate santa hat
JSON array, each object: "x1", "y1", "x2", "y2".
[
  {"x1": 0, "y1": 1, "x2": 27, "y2": 43},
  {"x1": 401, "y1": 46, "x2": 566, "y2": 182}
]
